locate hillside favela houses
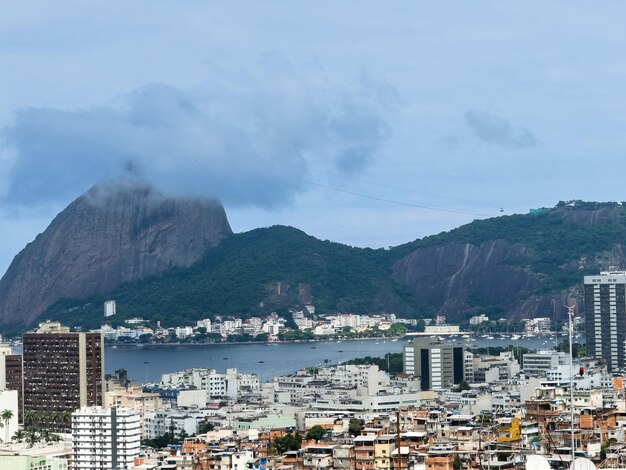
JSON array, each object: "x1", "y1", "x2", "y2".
[{"x1": 0, "y1": 271, "x2": 622, "y2": 469}]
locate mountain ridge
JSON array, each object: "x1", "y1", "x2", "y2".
[
  {"x1": 0, "y1": 184, "x2": 233, "y2": 326},
  {"x1": 2, "y1": 193, "x2": 626, "y2": 332}
]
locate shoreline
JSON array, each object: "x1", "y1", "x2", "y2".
[{"x1": 106, "y1": 335, "x2": 406, "y2": 348}]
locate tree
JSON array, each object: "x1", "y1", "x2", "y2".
[
  {"x1": 25, "y1": 427, "x2": 40, "y2": 448},
  {"x1": 306, "y1": 425, "x2": 326, "y2": 443},
  {"x1": 139, "y1": 333, "x2": 153, "y2": 344},
  {"x1": 1, "y1": 409, "x2": 13, "y2": 443},
  {"x1": 554, "y1": 340, "x2": 586, "y2": 358},
  {"x1": 348, "y1": 418, "x2": 364, "y2": 436},
  {"x1": 12, "y1": 429, "x2": 25, "y2": 443},
  {"x1": 453, "y1": 455, "x2": 462, "y2": 470},
  {"x1": 198, "y1": 421, "x2": 215, "y2": 434},
  {"x1": 271, "y1": 433, "x2": 302, "y2": 455},
  {"x1": 454, "y1": 380, "x2": 471, "y2": 392},
  {"x1": 143, "y1": 432, "x2": 177, "y2": 449},
  {"x1": 24, "y1": 410, "x2": 37, "y2": 428}
]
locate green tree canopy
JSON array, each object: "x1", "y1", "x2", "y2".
[
  {"x1": 271, "y1": 433, "x2": 302, "y2": 455},
  {"x1": 305, "y1": 425, "x2": 326, "y2": 442},
  {"x1": 348, "y1": 418, "x2": 364, "y2": 436}
]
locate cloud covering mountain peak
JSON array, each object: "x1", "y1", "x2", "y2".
[{"x1": 0, "y1": 60, "x2": 396, "y2": 208}]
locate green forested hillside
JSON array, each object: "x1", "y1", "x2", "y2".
[
  {"x1": 392, "y1": 203, "x2": 626, "y2": 293},
  {"x1": 33, "y1": 201, "x2": 626, "y2": 332},
  {"x1": 41, "y1": 226, "x2": 416, "y2": 330}
]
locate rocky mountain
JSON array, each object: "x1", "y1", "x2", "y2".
[
  {"x1": 391, "y1": 201, "x2": 626, "y2": 321},
  {"x1": 0, "y1": 184, "x2": 232, "y2": 326},
  {"x1": 3, "y1": 194, "x2": 626, "y2": 331}
]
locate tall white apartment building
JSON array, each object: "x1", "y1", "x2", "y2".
[
  {"x1": 584, "y1": 271, "x2": 626, "y2": 371},
  {"x1": 72, "y1": 406, "x2": 141, "y2": 470},
  {"x1": 104, "y1": 300, "x2": 116, "y2": 317}
]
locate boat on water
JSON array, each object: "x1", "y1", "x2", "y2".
[{"x1": 511, "y1": 334, "x2": 521, "y2": 340}]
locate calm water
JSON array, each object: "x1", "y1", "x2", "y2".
[{"x1": 104, "y1": 334, "x2": 569, "y2": 383}]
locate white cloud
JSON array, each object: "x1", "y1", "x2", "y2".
[{"x1": 0, "y1": 59, "x2": 396, "y2": 208}]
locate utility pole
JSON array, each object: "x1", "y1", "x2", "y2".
[
  {"x1": 396, "y1": 410, "x2": 402, "y2": 470},
  {"x1": 565, "y1": 300, "x2": 577, "y2": 466}
]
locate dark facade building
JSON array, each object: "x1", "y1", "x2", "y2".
[
  {"x1": 584, "y1": 271, "x2": 626, "y2": 372},
  {"x1": 5, "y1": 354, "x2": 22, "y2": 422},
  {"x1": 23, "y1": 321, "x2": 104, "y2": 432},
  {"x1": 403, "y1": 336, "x2": 466, "y2": 391},
  {"x1": 0, "y1": 347, "x2": 22, "y2": 422}
]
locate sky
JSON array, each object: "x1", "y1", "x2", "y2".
[{"x1": 1, "y1": 2, "x2": 626, "y2": 276}]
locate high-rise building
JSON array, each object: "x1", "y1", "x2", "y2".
[
  {"x1": 584, "y1": 271, "x2": 626, "y2": 371},
  {"x1": 104, "y1": 300, "x2": 117, "y2": 317},
  {"x1": 72, "y1": 406, "x2": 141, "y2": 469},
  {"x1": 0, "y1": 346, "x2": 22, "y2": 422},
  {"x1": 403, "y1": 337, "x2": 466, "y2": 390},
  {"x1": 23, "y1": 321, "x2": 104, "y2": 432}
]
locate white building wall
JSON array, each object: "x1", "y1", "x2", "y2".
[
  {"x1": 72, "y1": 406, "x2": 141, "y2": 470},
  {"x1": 0, "y1": 390, "x2": 18, "y2": 443},
  {"x1": 177, "y1": 389, "x2": 207, "y2": 408}
]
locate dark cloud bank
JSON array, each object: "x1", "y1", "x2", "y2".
[{"x1": 0, "y1": 65, "x2": 395, "y2": 208}]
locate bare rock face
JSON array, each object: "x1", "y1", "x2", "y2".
[
  {"x1": 0, "y1": 184, "x2": 232, "y2": 325},
  {"x1": 392, "y1": 240, "x2": 538, "y2": 321}
]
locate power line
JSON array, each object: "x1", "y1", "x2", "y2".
[
  {"x1": 309, "y1": 168, "x2": 502, "y2": 209},
  {"x1": 307, "y1": 181, "x2": 495, "y2": 217}
]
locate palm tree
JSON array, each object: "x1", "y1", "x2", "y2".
[
  {"x1": 24, "y1": 410, "x2": 35, "y2": 427},
  {"x1": 59, "y1": 410, "x2": 72, "y2": 432},
  {"x1": 25, "y1": 427, "x2": 39, "y2": 448},
  {"x1": 1, "y1": 409, "x2": 14, "y2": 443},
  {"x1": 12, "y1": 429, "x2": 25, "y2": 443}
]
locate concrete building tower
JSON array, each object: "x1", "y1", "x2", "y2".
[
  {"x1": 403, "y1": 336, "x2": 466, "y2": 391},
  {"x1": 72, "y1": 406, "x2": 141, "y2": 469},
  {"x1": 584, "y1": 271, "x2": 626, "y2": 371},
  {"x1": 22, "y1": 321, "x2": 104, "y2": 432}
]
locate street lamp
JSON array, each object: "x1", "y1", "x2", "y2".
[
  {"x1": 258, "y1": 361, "x2": 265, "y2": 383},
  {"x1": 143, "y1": 361, "x2": 150, "y2": 383},
  {"x1": 338, "y1": 350, "x2": 344, "y2": 365},
  {"x1": 223, "y1": 357, "x2": 228, "y2": 373}
]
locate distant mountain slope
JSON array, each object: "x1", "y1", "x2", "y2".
[
  {"x1": 5, "y1": 193, "x2": 626, "y2": 332},
  {"x1": 40, "y1": 225, "x2": 418, "y2": 330},
  {"x1": 0, "y1": 184, "x2": 232, "y2": 326},
  {"x1": 391, "y1": 202, "x2": 626, "y2": 321}
]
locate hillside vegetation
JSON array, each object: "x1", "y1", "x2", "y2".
[
  {"x1": 33, "y1": 201, "x2": 626, "y2": 332},
  {"x1": 41, "y1": 226, "x2": 416, "y2": 330}
]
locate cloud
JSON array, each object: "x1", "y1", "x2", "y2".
[
  {"x1": 464, "y1": 110, "x2": 537, "y2": 149},
  {"x1": 0, "y1": 60, "x2": 395, "y2": 208}
]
